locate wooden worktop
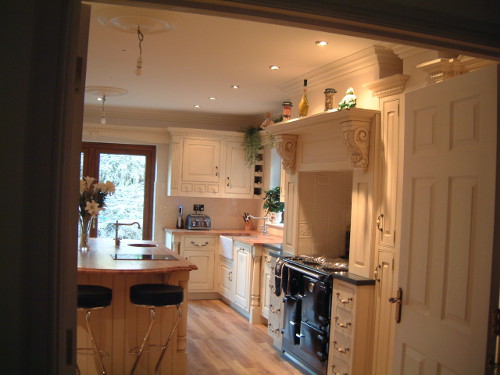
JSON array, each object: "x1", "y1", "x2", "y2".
[
  {"x1": 163, "y1": 227, "x2": 283, "y2": 246},
  {"x1": 78, "y1": 237, "x2": 197, "y2": 274}
]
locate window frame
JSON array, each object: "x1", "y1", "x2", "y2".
[{"x1": 81, "y1": 142, "x2": 156, "y2": 240}]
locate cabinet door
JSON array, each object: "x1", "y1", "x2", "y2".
[
  {"x1": 218, "y1": 257, "x2": 233, "y2": 299},
  {"x1": 182, "y1": 138, "x2": 220, "y2": 183},
  {"x1": 183, "y1": 249, "x2": 215, "y2": 291},
  {"x1": 233, "y1": 245, "x2": 250, "y2": 310},
  {"x1": 376, "y1": 99, "x2": 400, "y2": 249},
  {"x1": 224, "y1": 141, "x2": 253, "y2": 196}
]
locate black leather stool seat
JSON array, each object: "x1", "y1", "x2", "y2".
[
  {"x1": 78, "y1": 285, "x2": 112, "y2": 309},
  {"x1": 130, "y1": 284, "x2": 184, "y2": 307}
]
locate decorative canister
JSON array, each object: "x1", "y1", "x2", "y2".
[
  {"x1": 282, "y1": 101, "x2": 293, "y2": 121},
  {"x1": 324, "y1": 88, "x2": 337, "y2": 111}
]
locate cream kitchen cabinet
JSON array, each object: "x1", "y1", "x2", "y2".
[
  {"x1": 233, "y1": 242, "x2": 251, "y2": 310},
  {"x1": 260, "y1": 253, "x2": 273, "y2": 319},
  {"x1": 218, "y1": 256, "x2": 233, "y2": 300},
  {"x1": 223, "y1": 141, "x2": 253, "y2": 198},
  {"x1": 168, "y1": 128, "x2": 256, "y2": 198},
  {"x1": 179, "y1": 235, "x2": 218, "y2": 292},
  {"x1": 264, "y1": 254, "x2": 283, "y2": 350},
  {"x1": 328, "y1": 279, "x2": 374, "y2": 375}
]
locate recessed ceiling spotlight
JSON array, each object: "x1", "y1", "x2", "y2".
[
  {"x1": 193, "y1": 104, "x2": 201, "y2": 108},
  {"x1": 231, "y1": 85, "x2": 239, "y2": 89},
  {"x1": 315, "y1": 41, "x2": 328, "y2": 47},
  {"x1": 269, "y1": 65, "x2": 280, "y2": 70},
  {"x1": 208, "y1": 97, "x2": 216, "y2": 100}
]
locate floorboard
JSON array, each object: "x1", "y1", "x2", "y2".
[{"x1": 186, "y1": 300, "x2": 304, "y2": 375}]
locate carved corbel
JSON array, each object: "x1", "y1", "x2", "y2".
[
  {"x1": 341, "y1": 120, "x2": 371, "y2": 172},
  {"x1": 274, "y1": 134, "x2": 297, "y2": 175}
]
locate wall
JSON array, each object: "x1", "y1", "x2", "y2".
[
  {"x1": 297, "y1": 171, "x2": 353, "y2": 257},
  {"x1": 82, "y1": 123, "x2": 262, "y2": 243}
]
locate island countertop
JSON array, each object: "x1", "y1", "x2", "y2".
[{"x1": 78, "y1": 237, "x2": 197, "y2": 274}]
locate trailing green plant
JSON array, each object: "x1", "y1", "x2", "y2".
[
  {"x1": 242, "y1": 126, "x2": 262, "y2": 166},
  {"x1": 263, "y1": 186, "x2": 284, "y2": 213}
]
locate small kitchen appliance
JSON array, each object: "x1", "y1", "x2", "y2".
[{"x1": 185, "y1": 204, "x2": 211, "y2": 230}]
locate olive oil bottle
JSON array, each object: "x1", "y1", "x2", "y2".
[{"x1": 298, "y1": 79, "x2": 309, "y2": 117}]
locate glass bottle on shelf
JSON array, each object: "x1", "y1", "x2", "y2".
[
  {"x1": 298, "y1": 79, "x2": 309, "y2": 117},
  {"x1": 176, "y1": 206, "x2": 184, "y2": 229}
]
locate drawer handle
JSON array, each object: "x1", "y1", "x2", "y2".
[
  {"x1": 191, "y1": 241, "x2": 209, "y2": 247},
  {"x1": 334, "y1": 316, "x2": 351, "y2": 329},
  {"x1": 336, "y1": 292, "x2": 353, "y2": 305},
  {"x1": 268, "y1": 323, "x2": 280, "y2": 334},
  {"x1": 228, "y1": 271, "x2": 232, "y2": 281},
  {"x1": 331, "y1": 365, "x2": 348, "y2": 375},
  {"x1": 269, "y1": 304, "x2": 280, "y2": 315},
  {"x1": 333, "y1": 341, "x2": 350, "y2": 354}
]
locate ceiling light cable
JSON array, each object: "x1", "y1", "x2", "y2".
[
  {"x1": 100, "y1": 95, "x2": 107, "y2": 124},
  {"x1": 135, "y1": 26, "x2": 144, "y2": 76}
]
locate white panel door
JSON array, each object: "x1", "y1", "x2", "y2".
[
  {"x1": 393, "y1": 66, "x2": 497, "y2": 374},
  {"x1": 233, "y1": 246, "x2": 250, "y2": 310}
]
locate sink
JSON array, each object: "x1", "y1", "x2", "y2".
[{"x1": 127, "y1": 243, "x2": 158, "y2": 247}]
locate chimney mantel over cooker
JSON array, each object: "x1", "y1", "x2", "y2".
[{"x1": 266, "y1": 108, "x2": 380, "y2": 174}]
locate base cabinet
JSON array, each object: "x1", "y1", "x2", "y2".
[
  {"x1": 233, "y1": 243, "x2": 251, "y2": 310},
  {"x1": 177, "y1": 234, "x2": 217, "y2": 292},
  {"x1": 218, "y1": 256, "x2": 233, "y2": 300},
  {"x1": 261, "y1": 253, "x2": 273, "y2": 319},
  {"x1": 328, "y1": 280, "x2": 374, "y2": 375},
  {"x1": 265, "y1": 255, "x2": 283, "y2": 350}
]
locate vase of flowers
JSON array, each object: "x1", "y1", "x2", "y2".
[{"x1": 79, "y1": 176, "x2": 115, "y2": 250}]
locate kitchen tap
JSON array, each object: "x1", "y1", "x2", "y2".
[
  {"x1": 113, "y1": 220, "x2": 141, "y2": 246},
  {"x1": 248, "y1": 215, "x2": 269, "y2": 235}
]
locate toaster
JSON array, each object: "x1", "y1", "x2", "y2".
[{"x1": 185, "y1": 214, "x2": 211, "y2": 230}]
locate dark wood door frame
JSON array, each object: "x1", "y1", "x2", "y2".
[{"x1": 81, "y1": 142, "x2": 156, "y2": 240}]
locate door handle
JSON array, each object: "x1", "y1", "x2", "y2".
[
  {"x1": 376, "y1": 214, "x2": 384, "y2": 232},
  {"x1": 389, "y1": 287, "x2": 403, "y2": 323}
]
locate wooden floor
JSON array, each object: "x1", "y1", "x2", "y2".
[{"x1": 186, "y1": 300, "x2": 303, "y2": 375}]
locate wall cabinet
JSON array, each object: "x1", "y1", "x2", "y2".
[
  {"x1": 328, "y1": 280, "x2": 374, "y2": 375},
  {"x1": 168, "y1": 128, "x2": 258, "y2": 198}
]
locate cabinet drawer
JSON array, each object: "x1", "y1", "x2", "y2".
[
  {"x1": 333, "y1": 283, "x2": 355, "y2": 311},
  {"x1": 193, "y1": 184, "x2": 206, "y2": 193},
  {"x1": 331, "y1": 331, "x2": 351, "y2": 361},
  {"x1": 333, "y1": 306, "x2": 353, "y2": 335},
  {"x1": 330, "y1": 355, "x2": 350, "y2": 375},
  {"x1": 181, "y1": 183, "x2": 193, "y2": 192},
  {"x1": 207, "y1": 184, "x2": 219, "y2": 193},
  {"x1": 183, "y1": 236, "x2": 216, "y2": 249}
]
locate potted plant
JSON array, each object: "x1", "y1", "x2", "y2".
[
  {"x1": 263, "y1": 186, "x2": 284, "y2": 223},
  {"x1": 242, "y1": 126, "x2": 262, "y2": 167}
]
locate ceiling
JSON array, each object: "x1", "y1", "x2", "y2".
[{"x1": 84, "y1": 2, "x2": 383, "y2": 118}]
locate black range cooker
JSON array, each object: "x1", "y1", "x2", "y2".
[{"x1": 277, "y1": 255, "x2": 348, "y2": 375}]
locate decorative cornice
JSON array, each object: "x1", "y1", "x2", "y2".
[
  {"x1": 277, "y1": 45, "x2": 402, "y2": 97},
  {"x1": 84, "y1": 105, "x2": 262, "y2": 129},
  {"x1": 274, "y1": 134, "x2": 298, "y2": 175},
  {"x1": 167, "y1": 126, "x2": 244, "y2": 142},
  {"x1": 83, "y1": 123, "x2": 170, "y2": 143},
  {"x1": 417, "y1": 56, "x2": 495, "y2": 83},
  {"x1": 364, "y1": 74, "x2": 409, "y2": 98}
]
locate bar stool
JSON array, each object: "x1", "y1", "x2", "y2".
[
  {"x1": 129, "y1": 284, "x2": 184, "y2": 375},
  {"x1": 77, "y1": 285, "x2": 112, "y2": 375}
]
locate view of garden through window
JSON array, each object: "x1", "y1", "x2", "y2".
[{"x1": 98, "y1": 153, "x2": 146, "y2": 240}]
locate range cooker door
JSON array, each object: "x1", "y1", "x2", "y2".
[
  {"x1": 301, "y1": 276, "x2": 332, "y2": 329},
  {"x1": 282, "y1": 295, "x2": 301, "y2": 347},
  {"x1": 297, "y1": 321, "x2": 329, "y2": 375}
]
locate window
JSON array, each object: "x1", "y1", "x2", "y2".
[{"x1": 81, "y1": 142, "x2": 156, "y2": 240}]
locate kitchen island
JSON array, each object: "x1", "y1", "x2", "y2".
[{"x1": 77, "y1": 238, "x2": 197, "y2": 375}]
